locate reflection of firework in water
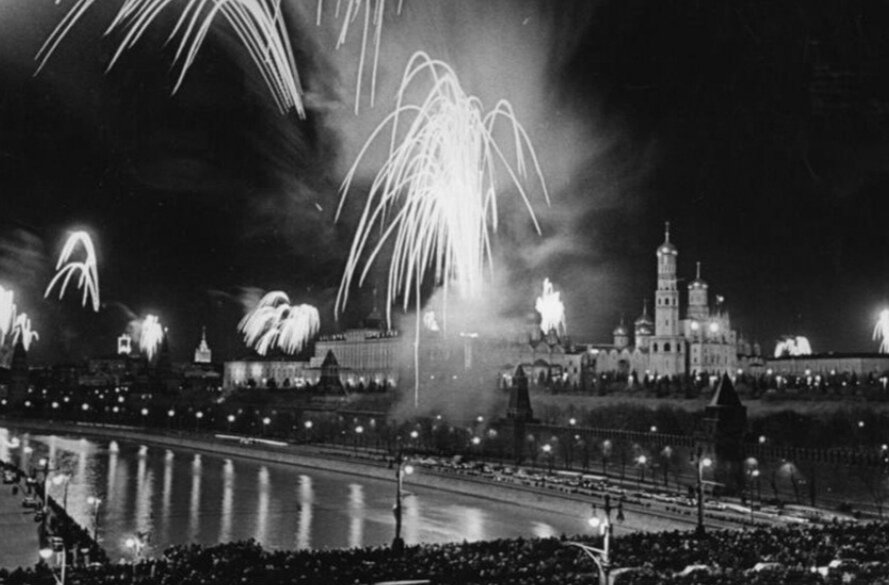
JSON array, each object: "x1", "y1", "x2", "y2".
[
  {"x1": 37, "y1": 0, "x2": 305, "y2": 116},
  {"x1": 44, "y1": 231, "x2": 100, "y2": 312},
  {"x1": 336, "y1": 51, "x2": 549, "y2": 325},
  {"x1": 874, "y1": 309, "x2": 889, "y2": 354},
  {"x1": 536, "y1": 278, "x2": 566, "y2": 336},
  {"x1": 239, "y1": 291, "x2": 320, "y2": 356},
  {"x1": 12, "y1": 314, "x2": 39, "y2": 351},
  {"x1": 774, "y1": 335, "x2": 812, "y2": 358},
  {"x1": 140, "y1": 315, "x2": 164, "y2": 361},
  {"x1": 0, "y1": 286, "x2": 16, "y2": 346}
]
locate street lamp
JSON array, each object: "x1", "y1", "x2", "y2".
[
  {"x1": 636, "y1": 455, "x2": 648, "y2": 486},
  {"x1": 51, "y1": 473, "x2": 71, "y2": 512},
  {"x1": 86, "y1": 496, "x2": 102, "y2": 542},
  {"x1": 542, "y1": 443, "x2": 553, "y2": 474},
  {"x1": 227, "y1": 414, "x2": 236, "y2": 432},
  {"x1": 39, "y1": 541, "x2": 66, "y2": 585},
  {"x1": 195, "y1": 411, "x2": 204, "y2": 432},
  {"x1": 690, "y1": 447, "x2": 713, "y2": 535},
  {"x1": 262, "y1": 417, "x2": 271, "y2": 436},
  {"x1": 566, "y1": 494, "x2": 625, "y2": 585},
  {"x1": 304, "y1": 420, "x2": 313, "y2": 443},
  {"x1": 392, "y1": 438, "x2": 415, "y2": 554},
  {"x1": 354, "y1": 425, "x2": 364, "y2": 452}
]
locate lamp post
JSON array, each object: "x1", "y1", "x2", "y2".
[
  {"x1": 227, "y1": 414, "x2": 235, "y2": 432},
  {"x1": 86, "y1": 496, "x2": 102, "y2": 542},
  {"x1": 566, "y1": 494, "x2": 624, "y2": 585},
  {"x1": 636, "y1": 455, "x2": 648, "y2": 487},
  {"x1": 392, "y1": 437, "x2": 414, "y2": 554},
  {"x1": 691, "y1": 446, "x2": 712, "y2": 535},
  {"x1": 195, "y1": 411, "x2": 204, "y2": 432},
  {"x1": 354, "y1": 425, "x2": 364, "y2": 453},
  {"x1": 167, "y1": 409, "x2": 175, "y2": 430},
  {"x1": 39, "y1": 541, "x2": 66, "y2": 585},
  {"x1": 542, "y1": 443, "x2": 553, "y2": 474},
  {"x1": 262, "y1": 416, "x2": 271, "y2": 437},
  {"x1": 304, "y1": 420, "x2": 313, "y2": 443},
  {"x1": 51, "y1": 473, "x2": 71, "y2": 512}
]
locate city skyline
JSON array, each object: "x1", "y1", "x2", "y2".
[{"x1": 2, "y1": 0, "x2": 889, "y2": 363}]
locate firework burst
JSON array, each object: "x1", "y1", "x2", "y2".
[
  {"x1": 335, "y1": 51, "x2": 549, "y2": 326},
  {"x1": 774, "y1": 335, "x2": 812, "y2": 358},
  {"x1": 238, "y1": 291, "x2": 320, "y2": 356},
  {"x1": 874, "y1": 309, "x2": 889, "y2": 354},
  {"x1": 535, "y1": 278, "x2": 566, "y2": 336},
  {"x1": 140, "y1": 314, "x2": 165, "y2": 361},
  {"x1": 44, "y1": 231, "x2": 100, "y2": 312},
  {"x1": 37, "y1": 0, "x2": 305, "y2": 116},
  {"x1": 12, "y1": 314, "x2": 39, "y2": 352}
]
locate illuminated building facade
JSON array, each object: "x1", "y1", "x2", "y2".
[{"x1": 595, "y1": 224, "x2": 748, "y2": 378}]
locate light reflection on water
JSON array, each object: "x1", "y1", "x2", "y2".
[{"x1": 0, "y1": 427, "x2": 587, "y2": 560}]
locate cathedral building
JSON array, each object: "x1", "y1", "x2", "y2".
[{"x1": 594, "y1": 223, "x2": 747, "y2": 378}]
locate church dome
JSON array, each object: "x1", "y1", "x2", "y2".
[
  {"x1": 688, "y1": 261, "x2": 708, "y2": 290},
  {"x1": 635, "y1": 310, "x2": 653, "y2": 327},
  {"x1": 656, "y1": 221, "x2": 677, "y2": 256},
  {"x1": 613, "y1": 323, "x2": 629, "y2": 336}
]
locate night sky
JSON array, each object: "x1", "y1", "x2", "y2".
[{"x1": 2, "y1": 0, "x2": 889, "y2": 363}]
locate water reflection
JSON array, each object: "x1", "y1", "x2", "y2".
[
  {"x1": 188, "y1": 455, "x2": 202, "y2": 543},
  {"x1": 296, "y1": 475, "x2": 313, "y2": 550},
  {"x1": 220, "y1": 459, "x2": 234, "y2": 543},
  {"x1": 255, "y1": 466, "x2": 270, "y2": 543},
  {"x1": 0, "y1": 427, "x2": 585, "y2": 558}
]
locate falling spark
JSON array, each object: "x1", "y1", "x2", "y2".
[
  {"x1": 324, "y1": 0, "x2": 404, "y2": 113},
  {"x1": 774, "y1": 335, "x2": 813, "y2": 358},
  {"x1": 140, "y1": 314, "x2": 164, "y2": 360},
  {"x1": 44, "y1": 231, "x2": 100, "y2": 312},
  {"x1": 0, "y1": 286, "x2": 18, "y2": 346},
  {"x1": 238, "y1": 291, "x2": 320, "y2": 355},
  {"x1": 12, "y1": 314, "x2": 39, "y2": 352},
  {"x1": 36, "y1": 0, "x2": 305, "y2": 117},
  {"x1": 336, "y1": 51, "x2": 549, "y2": 324},
  {"x1": 335, "y1": 52, "x2": 549, "y2": 407},
  {"x1": 874, "y1": 309, "x2": 889, "y2": 354},
  {"x1": 535, "y1": 278, "x2": 566, "y2": 336}
]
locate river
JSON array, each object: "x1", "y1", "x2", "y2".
[{"x1": 0, "y1": 426, "x2": 588, "y2": 564}]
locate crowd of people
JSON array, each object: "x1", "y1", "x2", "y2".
[{"x1": 2, "y1": 522, "x2": 889, "y2": 584}]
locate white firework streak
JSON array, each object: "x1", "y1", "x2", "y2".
[
  {"x1": 12, "y1": 314, "x2": 39, "y2": 352},
  {"x1": 36, "y1": 0, "x2": 305, "y2": 117},
  {"x1": 335, "y1": 51, "x2": 549, "y2": 325},
  {"x1": 140, "y1": 314, "x2": 164, "y2": 360},
  {"x1": 238, "y1": 291, "x2": 320, "y2": 355},
  {"x1": 774, "y1": 335, "x2": 813, "y2": 358},
  {"x1": 0, "y1": 286, "x2": 18, "y2": 346},
  {"x1": 44, "y1": 231, "x2": 100, "y2": 312},
  {"x1": 321, "y1": 0, "x2": 404, "y2": 113},
  {"x1": 875, "y1": 309, "x2": 889, "y2": 354},
  {"x1": 535, "y1": 277, "x2": 566, "y2": 335}
]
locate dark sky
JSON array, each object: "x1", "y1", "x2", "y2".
[{"x1": 2, "y1": 0, "x2": 889, "y2": 363}]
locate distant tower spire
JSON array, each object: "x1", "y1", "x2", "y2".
[
  {"x1": 664, "y1": 221, "x2": 671, "y2": 243},
  {"x1": 696, "y1": 261, "x2": 701, "y2": 280},
  {"x1": 194, "y1": 326, "x2": 212, "y2": 364}
]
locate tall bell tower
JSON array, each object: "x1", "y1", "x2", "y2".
[{"x1": 650, "y1": 222, "x2": 685, "y2": 376}]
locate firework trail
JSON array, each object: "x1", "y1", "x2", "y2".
[
  {"x1": 321, "y1": 0, "x2": 404, "y2": 113},
  {"x1": 335, "y1": 51, "x2": 549, "y2": 325},
  {"x1": 36, "y1": 0, "x2": 305, "y2": 117},
  {"x1": 535, "y1": 277, "x2": 566, "y2": 336},
  {"x1": 874, "y1": 309, "x2": 889, "y2": 354},
  {"x1": 12, "y1": 314, "x2": 39, "y2": 351},
  {"x1": 44, "y1": 231, "x2": 100, "y2": 312},
  {"x1": 0, "y1": 286, "x2": 17, "y2": 346},
  {"x1": 238, "y1": 291, "x2": 320, "y2": 355},
  {"x1": 140, "y1": 314, "x2": 164, "y2": 360}
]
